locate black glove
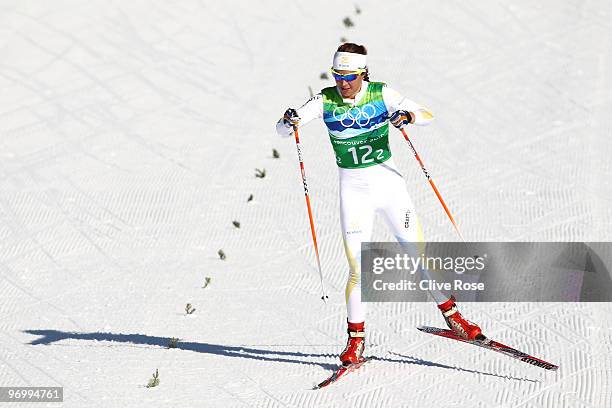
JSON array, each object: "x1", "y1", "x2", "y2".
[
  {"x1": 282, "y1": 108, "x2": 300, "y2": 127},
  {"x1": 389, "y1": 110, "x2": 413, "y2": 129}
]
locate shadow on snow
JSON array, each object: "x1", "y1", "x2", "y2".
[{"x1": 24, "y1": 329, "x2": 536, "y2": 381}]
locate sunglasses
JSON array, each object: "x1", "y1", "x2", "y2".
[{"x1": 331, "y1": 68, "x2": 365, "y2": 82}]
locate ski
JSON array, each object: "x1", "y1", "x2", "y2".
[
  {"x1": 417, "y1": 326, "x2": 558, "y2": 371},
  {"x1": 314, "y1": 358, "x2": 370, "y2": 389}
]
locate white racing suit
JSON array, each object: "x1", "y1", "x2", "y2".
[{"x1": 277, "y1": 81, "x2": 447, "y2": 323}]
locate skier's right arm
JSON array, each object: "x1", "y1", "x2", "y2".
[{"x1": 276, "y1": 94, "x2": 323, "y2": 137}]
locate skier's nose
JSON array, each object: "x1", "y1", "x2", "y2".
[{"x1": 339, "y1": 80, "x2": 351, "y2": 89}]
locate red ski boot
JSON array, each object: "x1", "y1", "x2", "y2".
[
  {"x1": 437, "y1": 296, "x2": 484, "y2": 340},
  {"x1": 339, "y1": 321, "x2": 365, "y2": 365}
]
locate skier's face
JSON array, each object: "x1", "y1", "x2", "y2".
[{"x1": 334, "y1": 70, "x2": 364, "y2": 99}]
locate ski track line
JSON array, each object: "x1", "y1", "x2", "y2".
[
  {"x1": 0, "y1": 247, "x2": 133, "y2": 324},
  {"x1": 0, "y1": 347, "x2": 31, "y2": 384},
  {"x1": 342, "y1": 306, "x2": 584, "y2": 398},
  {"x1": 0, "y1": 333, "x2": 98, "y2": 406},
  {"x1": 364, "y1": 347, "x2": 531, "y2": 402},
  {"x1": 512, "y1": 366, "x2": 597, "y2": 408},
  {"x1": 0, "y1": 265, "x2": 84, "y2": 331},
  {"x1": 1, "y1": 1, "x2": 611, "y2": 406}
]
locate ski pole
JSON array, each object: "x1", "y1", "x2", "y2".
[
  {"x1": 292, "y1": 125, "x2": 329, "y2": 302},
  {"x1": 400, "y1": 127, "x2": 466, "y2": 242}
]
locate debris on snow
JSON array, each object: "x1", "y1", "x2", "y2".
[
  {"x1": 146, "y1": 369, "x2": 160, "y2": 388},
  {"x1": 185, "y1": 303, "x2": 196, "y2": 315}
]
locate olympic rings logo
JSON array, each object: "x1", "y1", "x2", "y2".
[{"x1": 332, "y1": 103, "x2": 377, "y2": 128}]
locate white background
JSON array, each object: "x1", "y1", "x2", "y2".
[{"x1": 0, "y1": 1, "x2": 611, "y2": 407}]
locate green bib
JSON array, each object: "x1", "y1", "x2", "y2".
[{"x1": 322, "y1": 82, "x2": 391, "y2": 169}]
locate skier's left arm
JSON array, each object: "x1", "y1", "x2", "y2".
[{"x1": 383, "y1": 85, "x2": 434, "y2": 127}]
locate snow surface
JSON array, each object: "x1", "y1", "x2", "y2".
[{"x1": 1, "y1": 0, "x2": 611, "y2": 407}]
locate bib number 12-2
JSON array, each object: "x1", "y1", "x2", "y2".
[{"x1": 347, "y1": 145, "x2": 384, "y2": 165}]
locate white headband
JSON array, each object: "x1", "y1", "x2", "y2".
[{"x1": 333, "y1": 51, "x2": 367, "y2": 71}]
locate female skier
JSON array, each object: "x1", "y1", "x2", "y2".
[{"x1": 276, "y1": 43, "x2": 482, "y2": 365}]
